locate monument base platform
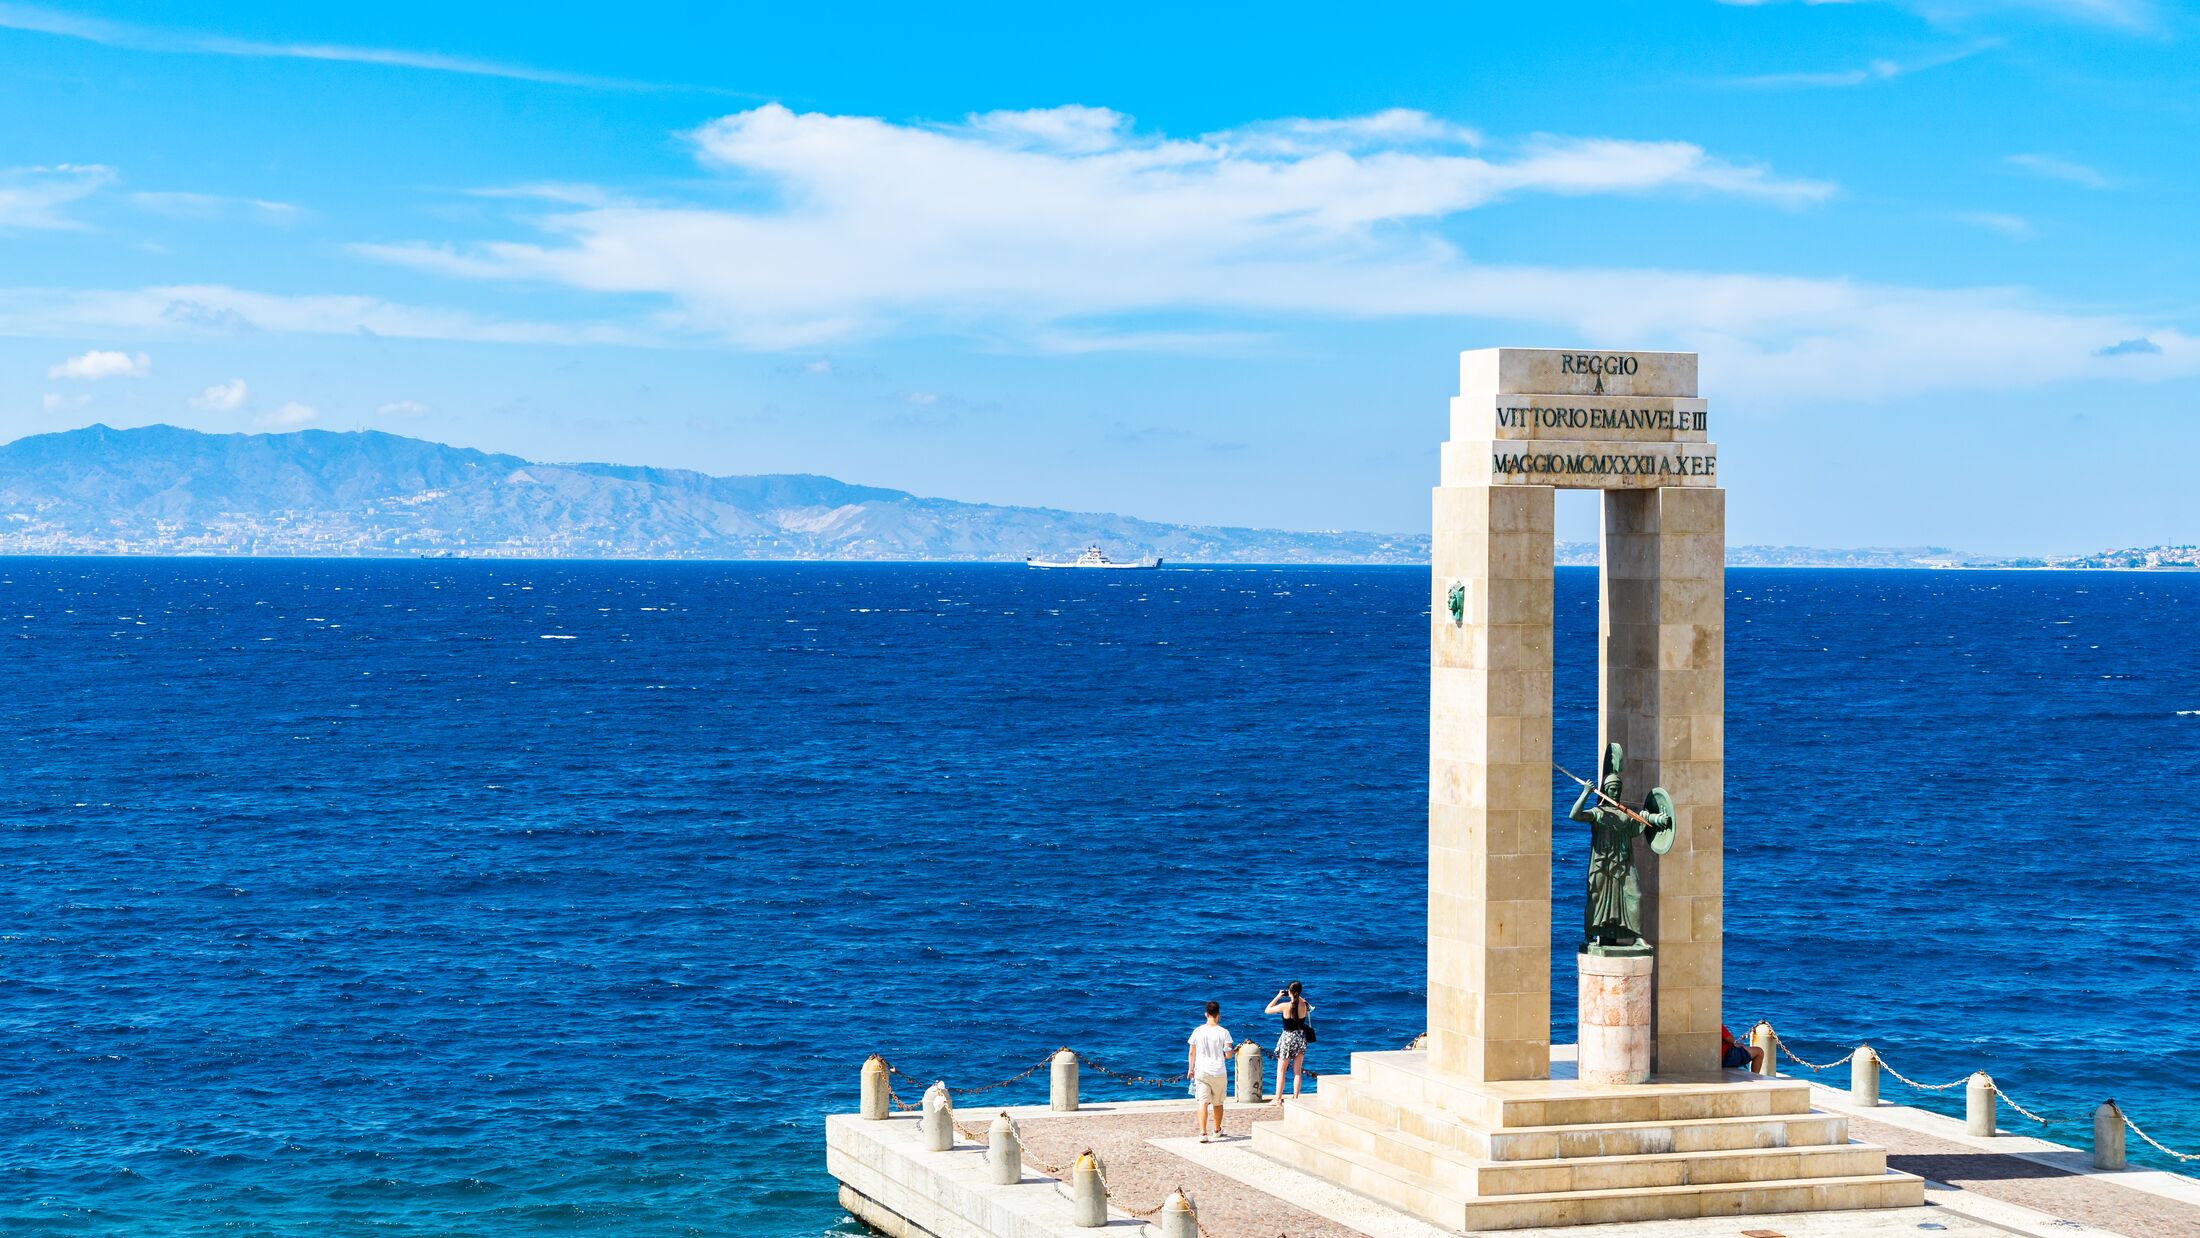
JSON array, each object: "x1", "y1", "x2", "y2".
[{"x1": 1249, "y1": 1049, "x2": 1923, "y2": 1229}]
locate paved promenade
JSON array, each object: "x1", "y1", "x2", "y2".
[{"x1": 988, "y1": 1091, "x2": 2200, "y2": 1237}]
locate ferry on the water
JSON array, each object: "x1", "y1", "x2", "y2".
[{"x1": 1024, "y1": 546, "x2": 1164, "y2": 570}]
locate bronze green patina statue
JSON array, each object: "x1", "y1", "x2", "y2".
[{"x1": 1567, "y1": 743, "x2": 1674, "y2": 957}]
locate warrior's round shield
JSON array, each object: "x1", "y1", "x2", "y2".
[{"x1": 1645, "y1": 787, "x2": 1677, "y2": 855}]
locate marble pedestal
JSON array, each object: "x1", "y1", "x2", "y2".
[
  {"x1": 1251, "y1": 1050, "x2": 1923, "y2": 1230},
  {"x1": 1578, "y1": 952, "x2": 1653, "y2": 1085}
]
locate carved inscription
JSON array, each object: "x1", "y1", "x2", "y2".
[
  {"x1": 1491, "y1": 450, "x2": 1717, "y2": 479},
  {"x1": 1557, "y1": 353, "x2": 1639, "y2": 377},
  {"x1": 1493, "y1": 405, "x2": 1706, "y2": 434}
]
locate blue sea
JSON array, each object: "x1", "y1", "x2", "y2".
[{"x1": 3, "y1": 561, "x2": 2195, "y2": 1234}]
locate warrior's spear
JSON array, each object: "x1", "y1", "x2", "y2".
[{"x1": 1551, "y1": 761, "x2": 1662, "y2": 831}]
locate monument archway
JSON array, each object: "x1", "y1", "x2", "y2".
[
  {"x1": 1429, "y1": 347, "x2": 1722, "y2": 1082},
  {"x1": 1252, "y1": 347, "x2": 1921, "y2": 1229}
]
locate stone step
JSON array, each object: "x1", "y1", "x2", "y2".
[
  {"x1": 1461, "y1": 1172, "x2": 1926, "y2": 1231},
  {"x1": 1282, "y1": 1098, "x2": 1889, "y2": 1195},
  {"x1": 1320, "y1": 1076, "x2": 1849, "y2": 1160},
  {"x1": 1350, "y1": 1050, "x2": 1812, "y2": 1128},
  {"x1": 1252, "y1": 1121, "x2": 1924, "y2": 1231},
  {"x1": 1251, "y1": 1116, "x2": 1471, "y2": 1224}
]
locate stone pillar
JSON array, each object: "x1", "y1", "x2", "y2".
[
  {"x1": 1070, "y1": 1152, "x2": 1107, "y2": 1227},
  {"x1": 921, "y1": 1082, "x2": 954, "y2": 1151},
  {"x1": 1050, "y1": 1049, "x2": 1079, "y2": 1111},
  {"x1": 1967, "y1": 1074, "x2": 1997, "y2": 1136},
  {"x1": 860, "y1": 1056, "x2": 890, "y2": 1120},
  {"x1": 988, "y1": 1112, "x2": 1021, "y2": 1184},
  {"x1": 1159, "y1": 1192, "x2": 1197, "y2": 1238},
  {"x1": 1235, "y1": 1041, "x2": 1265, "y2": 1104},
  {"x1": 1576, "y1": 952, "x2": 1653, "y2": 1083},
  {"x1": 1751, "y1": 1023, "x2": 1777, "y2": 1076},
  {"x1": 1600, "y1": 485, "x2": 1725, "y2": 1075},
  {"x1": 1851, "y1": 1046, "x2": 1881, "y2": 1106},
  {"x1": 1429, "y1": 482, "x2": 1555, "y2": 1083},
  {"x1": 2094, "y1": 1103, "x2": 2126, "y2": 1170}
]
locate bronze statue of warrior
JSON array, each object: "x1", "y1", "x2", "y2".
[{"x1": 1568, "y1": 742, "x2": 1674, "y2": 955}]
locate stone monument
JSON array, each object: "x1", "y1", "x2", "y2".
[{"x1": 1253, "y1": 348, "x2": 1922, "y2": 1228}]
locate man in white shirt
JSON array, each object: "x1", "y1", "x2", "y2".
[{"x1": 1187, "y1": 1000, "x2": 1233, "y2": 1142}]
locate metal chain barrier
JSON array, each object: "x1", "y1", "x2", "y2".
[
  {"x1": 1091, "y1": 1161, "x2": 1170, "y2": 1218},
  {"x1": 1992, "y1": 1082, "x2": 2058, "y2": 1126},
  {"x1": 1874, "y1": 1055, "x2": 1972, "y2": 1092},
  {"x1": 1004, "y1": 1114, "x2": 1068, "y2": 1177},
  {"x1": 1736, "y1": 1025, "x2": 2200, "y2": 1160},
  {"x1": 943, "y1": 1052, "x2": 1058, "y2": 1100},
  {"x1": 2122, "y1": 1110, "x2": 2200, "y2": 1163},
  {"x1": 1076, "y1": 1052, "x2": 1190, "y2": 1090},
  {"x1": 873, "y1": 1057, "x2": 928, "y2": 1112},
  {"x1": 1767, "y1": 1028, "x2": 1857, "y2": 1073}
]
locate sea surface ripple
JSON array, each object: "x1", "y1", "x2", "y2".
[{"x1": 1, "y1": 561, "x2": 2194, "y2": 1234}]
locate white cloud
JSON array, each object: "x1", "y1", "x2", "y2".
[
  {"x1": 376, "y1": 399, "x2": 430, "y2": 416},
  {"x1": 133, "y1": 191, "x2": 304, "y2": 225},
  {"x1": 258, "y1": 401, "x2": 318, "y2": 428},
  {"x1": 0, "y1": 284, "x2": 648, "y2": 346},
  {"x1": 0, "y1": 164, "x2": 115, "y2": 229},
  {"x1": 340, "y1": 103, "x2": 2200, "y2": 400},
  {"x1": 905, "y1": 391, "x2": 939, "y2": 405},
  {"x1": 358, "y1": 104, "x2": 1834, "y2": 349},
  {"x1": 2005, "y1": 152, "x2": 2113, "y2": 188},
  {"x1": 41, "y1": 391, "x2": 90, "y2": 412},
  {"x1": 49, "y1": 348, "x2": 150, "y2": 379},
  {"x1": 1727, "y1": 43, "x2": 1988, "y2": 89},
  {"x1": 1717, "y1": 0, "x2": 2153, "y2": 28},
  {"x1": 963, "y1": 106, "x2": 1135, "y2": 154},
  {"x1": 3, "y1": 102, "x2": 2192, "y2": 407},
  {"x1": 1954, "y1": 210, "x2": 2032, "y2": 237},
  {"x1": 0, "y1": 1, "x2": 699, "y2": 89},
  {"x1": 191, "y1": 378, "x2": 248, "y2": 410},
  {"x1": 1211, "y1": 108, "x2": 1484, "y2": 155}
]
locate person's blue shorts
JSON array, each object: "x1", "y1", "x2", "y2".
[{"x1": 1721, "y1": 1044, "x2": 1752, "y2": 1069}]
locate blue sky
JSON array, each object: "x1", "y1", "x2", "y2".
[{"x1": 2, "y1": 0, "x2": 2195, "y2": 553}]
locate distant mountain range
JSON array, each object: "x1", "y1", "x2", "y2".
[
  {"x1": 0, "y1": 425, "x2": 2186, "y2": 568},
  {"x1": 0, "y1": 424, "x2": 1423, "y2": 562}
]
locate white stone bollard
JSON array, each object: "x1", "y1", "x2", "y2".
[
  {"x1": 860, "y1": 1056, "x2": 890, "y2": 1121},
  {"x1": 1751, "y1": 1022, "x2": 1778, "y2": 1076},
  {"x1": 1235, "y1": 1041, "x2": 1265, "y2": 1104},
  {"x1": 1069, "y1": 1151, "x2": 1107, "y2": 1227},
  {"x1": 2094, "y1": 1102, "x2": 2127, "y2": 1170},
  {"x1": 1577, "y1": 952, "x2": 1653, "y2": 1084},
  {"x1": 1159, "y1": 1191, "x2": 1197, "y2": 1238},
  {"x1": 988, "y1": 1112, "x2": 1022, "y2": 1184},
  {"x1": 921, "y1": 1081, "x2": 955, "y2": 1151},
  {"x1": 1051, "y1": 1049, "x2": 1080, "y2": 1112},
  {"x1": 1850, "y1": 1046, "x2": 1880, "y2": 1107},
  {"x1": 1966, "y1": 1073, "x2": 1997, "y2": 1137}
]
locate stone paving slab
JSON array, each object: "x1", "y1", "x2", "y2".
[
  {"x1": 1852, "y1": 1113, "x2": 2200, "y2": 1238},
  {"x1": 841, "y1": 1094, "x2": 2200, "y2": 1238},
  {"x1": 1010, "y1": 1103, "x2": 1987, "y2": 1237},
  {"x1": 1015, "y1": 1104, "x2": 1364, "y2": 1238}
]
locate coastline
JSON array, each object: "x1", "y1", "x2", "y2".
[{"x1": 0, "y1": 551, "x2": 2191, "y2": 571}]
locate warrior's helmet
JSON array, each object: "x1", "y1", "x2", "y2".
[{"x1": 1599, "y1": 742, "x2": 1623, "y2": 795}]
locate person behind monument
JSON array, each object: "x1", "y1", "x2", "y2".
[
  {"x1": 1720, "y1": 1023, "x2": 1764, "y2": 1071},
  {"x1": 1264, "y1": 981, "x2": 1315, "y2": 1104},
  {"x1": 1187, "y1": 1000, "x2": 1233, "y2": 1143},
  {"x1": 1568, "y1": 742, "x2": 1674, "y2": 953}
]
